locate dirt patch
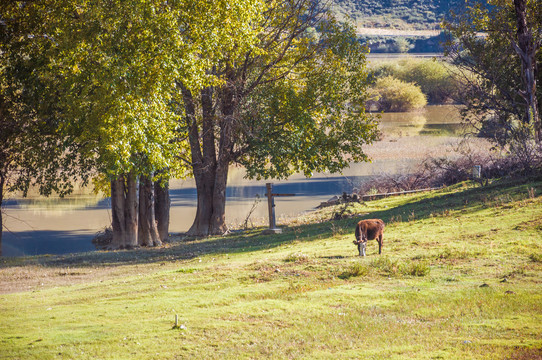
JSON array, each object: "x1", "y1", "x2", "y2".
[
  {"x1": 514, "y1": 218, "x2": 542, "y2": 232},
  {"x1": 356, "y1": 27, "x2": 440, "y2": 37},
  {"x1": 0, "y1": 264, "x2": 136, "y2": 294},
  {"x1": 0, "y1": 248, "x2": 186, "y2": 294}
]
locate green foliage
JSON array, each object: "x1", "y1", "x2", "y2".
[
  {"x1": 443, "y1": 0, "x2": 542, "y2": 148},
  {"x1": 370, "y1": 76, "x2": 427, "y2": 112},
  {"x1": 2, "y1": 0, "x2": 265, "y2": 187},
  {"x1": 237, "y1": 19, "x2": 379, "y2": 179},
  {"x1": 0, "y1": 1, "x2": 94, "y2": 205},
  {"x1": 371, "y1": 58, "x2": 460, "y2": 103}
]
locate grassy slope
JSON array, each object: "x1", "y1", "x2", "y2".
[{"x1": 1, "y1": 178, "x2": 541, "y2": 359}]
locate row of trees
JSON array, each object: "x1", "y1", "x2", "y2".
[{"x1": 1, "y1": 0, "x2": 379, "y2": 250}]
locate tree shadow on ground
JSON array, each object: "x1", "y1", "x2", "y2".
[{"x1": 1, "y1": 220, "x2": 345, "y2": 269}]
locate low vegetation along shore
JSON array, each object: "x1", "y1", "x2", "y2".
[{"x1": 1, "y1": 178, "x2": 541, "y2": 359}]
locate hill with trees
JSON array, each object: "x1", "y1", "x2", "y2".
[
  {"x1": 332, "y1": 0, "x2": 473, "y2": 53},
  {"x1": 332, "y1": 0, "x2": 465, "y2": 29}
]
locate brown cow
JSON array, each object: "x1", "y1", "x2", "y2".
[{"x1": 353, "y1": 219, "x2": 384, "y2": 256}]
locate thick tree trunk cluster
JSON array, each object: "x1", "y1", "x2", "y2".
[
  {"x1": 182, "y1": 83, "x2": 234, "y2": 236},
  {"x1": 109, "y1": 173, "x2": 170, "y2": 249}
]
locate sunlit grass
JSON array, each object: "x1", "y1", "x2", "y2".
[{"x1": 1, "y1": 178, "x2": 541, "y2": 359}]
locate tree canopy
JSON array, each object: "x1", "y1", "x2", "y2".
[
  {"x1": 444, "y1": 0, "x2": 541, "y2": 152},
  {"x1": 2, "y1": 0, "x2": 378, "y2": 244},
  {"x1": 179, "y1": 0, "x2": 379, "y2": 235},
  {"x1": 1, "y1": 0, "x2": 265, "y2": 247}
]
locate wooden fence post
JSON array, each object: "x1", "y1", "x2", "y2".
[{"x1": 263, "y1": 183, "x2": 295, "y2": 235}]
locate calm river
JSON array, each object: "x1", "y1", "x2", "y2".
[{"x1": 2, "y1": 105, "x2": 475, "y2": 256}]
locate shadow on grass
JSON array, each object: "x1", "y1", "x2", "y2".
[
  {"x1": 2, "y1": 178, "x2": 540, "y2": 269},
  {"x1": 0, "y1": 219, "x2": 344, "y2": 269}
]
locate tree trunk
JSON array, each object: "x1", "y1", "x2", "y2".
[
  {"x1": 110, "y1": 173, "x2": 139, "y2": 249},
  {"x1": 183, "y1": 79, "x2": 237, "y2": 236},
  {"x1": 513, "y1": 0, "x2": 540, "y2": 142},
  {"x1": 124, "y1": 172, "x2": 138, "y2": 248},
  {"x1": 188, "y1": 171, "x2": 215, "y2": 236},
  {"x1": 110, "y1": 176, "x2": 126, "y2": 249},
  {"x1": 183, "y1": 83, "x2": 235, "y2": 236},
  {"x1": 138, "y1": 175, "x2": 162, "y2": 247},
  {"x1": 155, "y1": 178, "x2": 170, "y2": 242},
  {"x1": 209, "y1": 75, "x2": 236, "y2": 235},
  {"x1": 183, "y1": 85, "x2": 223, "y2": 236},
  {"x1": 209, "y1": 158, "x2": 229, "y2": 235}
]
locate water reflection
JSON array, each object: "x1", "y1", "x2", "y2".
[
  {"x1": 2, "y1": 105, "x2": 466, "y2": 257},
  {"x1": 379, "y1": 105, "x2": 464, "y2": 137},
  {"x1": 12, "y1": 196, "x2": 108, "y2": 213}
]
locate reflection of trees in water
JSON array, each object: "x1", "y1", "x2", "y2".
[
  {"x1": 379, "y1": 106, "x2": 466, "y2": 137},
  {"x1": 12, "y1": 195, "x2": 104, "y2": 212},
  {"x1": 7, "y1": 183, "x2": 104, "y2": 212},
  {"x1": 420, "y1": 123, "x2": 465, "y2": 136},
  {"x1": 381, "y1": 113, "x2": 428, "y2": 137}
]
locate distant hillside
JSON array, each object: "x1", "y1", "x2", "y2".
[
  {"x1": 331, "y1": 0, "x2": 471, "y2": 53},
  {"x1": 332, "y1": 0, "x2": 466, "y2": 30}
]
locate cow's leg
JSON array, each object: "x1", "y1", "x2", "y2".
[
  {"x1": 357, "y1": 243, "x2": 362, "y2": 256},
  {"x1": 377, "y1": 234, "x2": 383, "y2": 254},
  {"x1": 361, "y1": 242, "x2": 366, "y2": 256}
]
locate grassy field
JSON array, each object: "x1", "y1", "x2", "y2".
[{"x1": 1, "y1": 178, "x2": 541, "y2": 359}]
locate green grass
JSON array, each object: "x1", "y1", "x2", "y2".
[{"x1": 1, "y1": 178, "x2": 541, "y2": 359}]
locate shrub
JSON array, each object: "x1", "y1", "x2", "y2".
[
  {"x1": 370, "y1": 76, "x2": 427, "y2": 112},
  {"x1": 370, "y1": 256, "x2": 398, "y2": 275},
  {"x1": 396, "y1": 59, "x2": 459, "y2": 103},
  {"x1": 339, "y1": 263, "x2": 370, "y2": 279},
  {"x1": 284, "y1": 252, "x2": 309, "y2": 263},
  {"x1": 370, "y1": 59, "x2": 461, "y2": 104},
  {"x1": 400, "y1": 261, "x2": 431, "y2": 276},
  {"x1": 357, "y1": 149, "x2": 541, "y2": 196},
  {"x1": 389, "y1": 38, "x2": 413, "y2": 53}
]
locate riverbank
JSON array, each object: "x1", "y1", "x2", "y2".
[
  {"x1": 1, "y1": 177, "x2": 541, "y2": 359},
  {"x1": 2, "y1": 104, "x2": 490, "y2": 257}
]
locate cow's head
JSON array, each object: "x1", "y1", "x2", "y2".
[{"x1": 354, "y1": 233, "x2": 368, "y2": 256}]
